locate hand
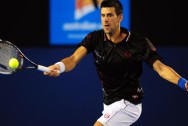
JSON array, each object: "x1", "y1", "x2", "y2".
[{"x1": 43, "y1": 64, "x2": 61, "y2": 77}]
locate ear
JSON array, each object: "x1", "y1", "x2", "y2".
[{"x1": 118, "y1": 14, "x2": 123, "y2": 22}]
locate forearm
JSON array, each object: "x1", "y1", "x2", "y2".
[
  {"x1": 157, "y1": 65, "x2": 181, "y2": 85},
  {"x1": 153, "y1": 60, "x2": 188, "y2": 91},
  {"x1": 60, "y1": 56, "x2": 77, "y2": 72},
  {"x1": 57, "y1": 46, "x2": 87, "y2": 72}
]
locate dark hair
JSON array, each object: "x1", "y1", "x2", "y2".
[{"x1": 100, "y1": 0, "x2": 123, "y2": 16}]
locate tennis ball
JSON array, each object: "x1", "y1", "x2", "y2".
[{"x1": 9, "y1": 58, "x2": 19, "y2": 69}]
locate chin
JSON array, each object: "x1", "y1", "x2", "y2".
[{"x1": 104, "y1": 30, "x2": 111, "y2": 34}]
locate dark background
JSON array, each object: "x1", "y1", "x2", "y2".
[
  {"x1": 0, "y1": 0, "x2": 188, "y2": 126},
  {"x1": 0, "y1": 0, "x2": 188, "y2": 46}
]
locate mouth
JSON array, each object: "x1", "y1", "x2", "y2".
[{"x1": 104, "y1": 24, "x2": 110, "y2": 28}]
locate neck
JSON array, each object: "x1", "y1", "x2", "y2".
[{"x1": 106, "y1": 28, "x2": 125, "y2": 44}]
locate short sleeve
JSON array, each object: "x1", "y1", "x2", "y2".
[
  {"x1": 78, "y1": 32, "x2": 95, "y2": 54},
  {"x1": 143, "y1": 37, "x2": 163, "y2": 67}
]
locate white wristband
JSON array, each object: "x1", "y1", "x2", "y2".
[{"x1": 55, "y1": 62, "x2": 65, "y2": 73}]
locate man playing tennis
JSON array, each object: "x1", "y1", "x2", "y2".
[{"x1": 44, "y1": 0, "x2": 188, "y2": 125}]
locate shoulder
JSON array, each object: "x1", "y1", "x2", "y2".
[
  {"x1": 78, "y1": 29, "x2": 104, "y2": 52},
  {"x1": 126, "y1": 31, "x2": 146, "y2": 47},
  {"x1": 88, "y1": 29, "x2": 104, "y2": 37},
  {"x1": 84, "y1": 29, "x2": 104, "y2": 41},
  {"x1": 120, "y1": 27, "x2": 146, "y2": 42},
  {"x1": 127, "y1": 31, "x2": 158, "y2": 51},
  {"x1": 129, "y1": 31, "x2": 155, "y2": 46},
  {"x1": 129, "y1": 31, "x2": 145, "y2": 41}
]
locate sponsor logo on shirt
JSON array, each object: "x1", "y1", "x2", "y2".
[
  {"x1": 104, "y1": 113, "x2": 110, "y2": 118},
  {"x1": 124, "y1": 50, "x2": 132, "y2": 58}
]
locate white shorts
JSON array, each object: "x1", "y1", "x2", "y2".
[{"x1": 97, "y1": 99, "x2": 142, "y2": 126}]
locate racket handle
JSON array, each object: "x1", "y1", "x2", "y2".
[
  {"x1": 37, "y1": 65, "x2": 60, "y2": 73},
  {"x1": 37, "y1": 65, "x2": 50, "y2": 72}
]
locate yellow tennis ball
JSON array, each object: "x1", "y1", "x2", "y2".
[{"x1": 9, "y1": 58, "x2": 19, "y2": 69}]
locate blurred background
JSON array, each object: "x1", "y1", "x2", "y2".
[{"x1": 0, "y1": 0, "x2": 188, "y2": 126}]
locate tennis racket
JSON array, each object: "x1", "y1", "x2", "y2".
[{"x1": 0, "y1": 39, "x2": 50, "y2": 75}]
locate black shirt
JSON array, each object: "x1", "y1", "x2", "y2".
[{"x1": 79, "y1": 27, "x2": 162, "y2": 105}]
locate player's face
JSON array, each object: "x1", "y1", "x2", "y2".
[{"x1": 101, "y1": 7, "x2": 122, "y2": 35}]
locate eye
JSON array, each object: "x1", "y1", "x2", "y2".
[
  {"x1": 107, "y1": 13, "x2": 113, "y2": 17},
  {"x1": 101, "y1": 14, "x2": 105, "y2": 18},
  {"x1": 101, "y1": 13, "x2": 114, "y2": 17}
]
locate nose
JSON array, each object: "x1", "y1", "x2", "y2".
[{"x1": 104, "y1": 16, "x2": 109, "y2": 22}]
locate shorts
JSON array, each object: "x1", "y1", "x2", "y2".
[{"x1": 97, "y1": 99, "x2": 142, "y2": 126}]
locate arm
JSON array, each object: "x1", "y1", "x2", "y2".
[
  {"x1": 61, "y1": 46, "x2": 87, "y2": 72},
  {"x1": 153, "y1": 59, "x2": 188, "y2": 90},
  {"x1": 44, "y1": 46, "x2": 87, "y2": 77}
]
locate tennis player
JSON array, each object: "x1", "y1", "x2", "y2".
[{"x1": 44, "y1": 0, "x2": 188, "y2": 125}]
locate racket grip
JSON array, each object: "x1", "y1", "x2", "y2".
[{"x1": 37, "y1": 65, "x2": 50, "y2": 72}]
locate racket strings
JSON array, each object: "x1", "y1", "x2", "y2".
[{"x1": 0, "y1": 42, "x2": 23, "y2": 73}]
